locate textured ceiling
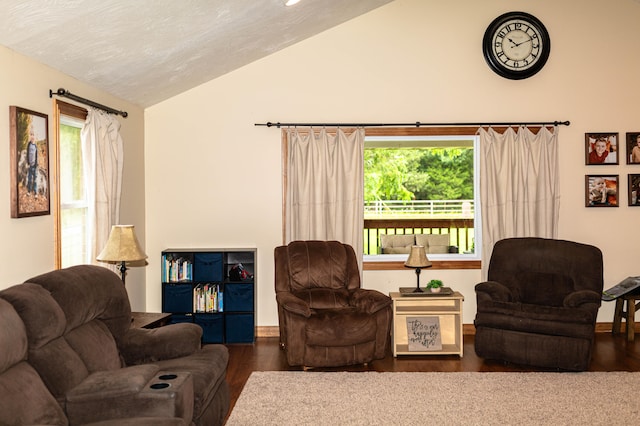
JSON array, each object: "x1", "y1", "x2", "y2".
[{"x1": 0, "y1": 0, "x2": 393, "y2": 107}]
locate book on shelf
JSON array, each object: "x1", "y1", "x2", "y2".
[
  {"x1": 193, "y1": 284, "x2": 223, "y2": 313},
  {"x1": 162, "y1": 255, "x2": 193, "y2": 283}
]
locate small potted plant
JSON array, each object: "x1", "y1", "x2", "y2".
[{"x1": 427, "y1": 279, "x2": 444, "y2": 293}]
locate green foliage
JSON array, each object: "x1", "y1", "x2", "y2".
[
  {"x1": 364, "y1": 149, "x2": 417, "y2": 202},
  {"x1": 59, "y1": 124, "x2": 84, "y2": 203},
  {"x1": 364, "y1": 147, "x2": 474, "y2": 201},
  {"x1": 16, "y1": 111, "x2": 32, "y2": 151},
  {"x1": 427, "y1": 279, "x2": 443, "y2": 288}
]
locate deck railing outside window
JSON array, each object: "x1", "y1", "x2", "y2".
[{"x1": 363, "y1": 200, "x2": 475, "y2": 255}]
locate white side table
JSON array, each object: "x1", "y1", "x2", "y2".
[{"x1": 389, "y1": 291, "x2": 464, "y2": 357}]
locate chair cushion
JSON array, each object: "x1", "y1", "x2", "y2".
[
  {"x1": 415, "y1": 234, "x2": 450, "y2": 254},
  {"x1": 517, "y1": 271, "x2": 575, "y2": 306},
  {"x1": 305, "y1": 310, "x2": 377, "y2": 346},
  {"x1": 0, "y1": 362, "x2": 69, "y2": 426},
  {"x1": 286, "y1": 241, "x2": 359, "y2": 291},
  {"x1": 0, "y1": 298, "x2": 28, "y2": 374},
  {"x1": 380, "y1": 234, "x2": 414, "y2": 254},
  {"x1": 292, "y1": 288, "x2": 350, "y2": 309}
]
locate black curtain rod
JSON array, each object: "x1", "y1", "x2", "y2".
[
  {"x1": 49, "y1": 88, "x2": 128, "y2": 118},
  {"x1": 255, "y1": 120, "x2": 570, "y2": 128}
]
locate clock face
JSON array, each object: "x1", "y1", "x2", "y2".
[{"x1": 483, "y1": 12, "x2": 551, "y2": 80}]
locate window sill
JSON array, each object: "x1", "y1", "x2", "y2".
[{"x1": 363, "y1": 255, "x2": 480, "y2": 271}]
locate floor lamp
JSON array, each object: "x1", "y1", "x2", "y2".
[{"x1": 97, "y1": 225, "x2": 147, "y2": 285}]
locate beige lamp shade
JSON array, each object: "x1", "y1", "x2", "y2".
[
  {"x1": 97, "y1": 225, "x2": 147, "y2": 263},
  {"x1": 404, "y1": 245, "x2": 432, "y2": 268}
]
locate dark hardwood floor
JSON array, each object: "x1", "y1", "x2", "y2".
[{"x1": 224, "y1": 332, "x2": 640, "y2": 419}]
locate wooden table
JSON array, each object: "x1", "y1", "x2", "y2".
[
  {"x1": 612, "y1": 291, "x2": 640, "y2": 341},
  {"x1": 389, "y1": 291, "x2": 464, "y2": 357},
  {"x1": 131, "y1": 312, "x2": 172, "y2": 329}
]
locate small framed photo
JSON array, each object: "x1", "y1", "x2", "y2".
[
  {"x1": 629, "y1": 174, "x2": 640, "y2": 206},
  {"x1": 626, "y1": 133, "x2": 640, "y2": 164},
  {"x1": 585, "y1": 132, "x2": 618, "y2": 165},
  {"x1": 586, "y1": 175, "x2": 618, "y2": 207},
  {"x1": 9, "y1": 106, "x2": 50, "y2": 218}
]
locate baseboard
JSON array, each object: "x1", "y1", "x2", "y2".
[
  {"x1": 256, "y1": 326, "x2": 280, "y2": 338},
  {"x1": 258, "y1": 323, "x2": 635, "y2": 338}
]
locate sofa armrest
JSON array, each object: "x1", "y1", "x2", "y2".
[
  {"x1": 564, "y1": 290, "x2": 602, "y2": 309},
  {"x1": 120, "y1": 323, "x2": 202, "y2": 365},
  {"x1": 475, "y1": 281, "x2": 514, "y2": 304},
  {"x1": 350, "y1": 289, "x2": 392, "y2": 314},
  {"x1": 66, "y1": 365, "x2": 193, "y2": 425},
  {"x1": 276, "y1": 292, "x2": 312, "y2": 318}
]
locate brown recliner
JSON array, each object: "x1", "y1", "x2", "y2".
[
  {"x1": 275, "y1": 240, "x2": 392, "y2": 368},
  {"x1": 474, "y1": 237, "x2": 604, "y2": 371}
]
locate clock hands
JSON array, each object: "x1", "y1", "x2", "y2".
[
  {"x1": 513, "y1": 37, "x2": 532, "y2": 47},
  {"x1": 506, "y1": 36, "x2": 533, "y2": 49}
]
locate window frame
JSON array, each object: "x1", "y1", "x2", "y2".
[
  {"x1": 362, "y1": 127, "x2": 482, "y2": 271},
  {"x1": 52, "y1": 100, "x2": 88, "y2": 269}
]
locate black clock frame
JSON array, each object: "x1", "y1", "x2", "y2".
[{"x1": 482, "y1": 11, "x2": 551, "y2": 80}]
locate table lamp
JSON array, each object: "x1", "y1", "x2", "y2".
[
  {"x1": 97, "y1": 225, "x2": 147, "y2": 285},
  {"x1": 404, "y1": 245, "x2": 432, "y2": 293}
]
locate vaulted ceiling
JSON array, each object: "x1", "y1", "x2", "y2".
[{"x1": 0, "y1": 0, "x2": 393, "y2": 107}]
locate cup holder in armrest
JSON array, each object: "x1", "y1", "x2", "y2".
[
  {"x1": 150, "y1": 382, "x2": 171, "y2": 390},
  {"x1": 159, "y1": 374, "x2": 178, "y2": 380}
]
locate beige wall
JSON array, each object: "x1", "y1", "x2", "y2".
[
  {"x1": 145, "y1": 0, "x2": 640, "y2": 325},
  {"x1": 0, "y1": 45, "x2": 147, "y2": 310}
]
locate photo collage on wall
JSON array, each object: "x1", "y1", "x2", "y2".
[{"x1": 585, "y1": 132, "x2": 640, "y2": 207}]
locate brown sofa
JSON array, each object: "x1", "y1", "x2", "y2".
[
  {"x1": 474, "y1": 237, "x2": 604, "y2": 371},
  {"x1": 0, "y1": 265, "x2": 229, "y2": 425},
  {"x1": 275, "y1": 240, "x2": 392, "y2": 368}
]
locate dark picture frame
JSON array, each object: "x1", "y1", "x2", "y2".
[
  {"x1": 9, "y1": 106, "x2": 50, "y2": 218},
  {"x1": 585, "y1": 175, "x2": 619, "y2": 207},
  {"x1": 628, "y1": 174, "x2": 640, "y2": 206},
  {"x1": 626, "y1": 132, "x2": 640, "y2": 164},
  {"x1": 585, "y1": 132, "x2": 619, "y2": 165}
]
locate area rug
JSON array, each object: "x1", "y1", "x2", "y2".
[{"x1": 226, "y1": 371, "x2": 640, "y2": 425}]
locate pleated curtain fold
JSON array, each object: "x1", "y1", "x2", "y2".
[
  {"x1": 479, "y1": 126, "x2": 560, "y2": 279},
  {"x1": 284, "y1": 128, "x2": 365, "y2": 268}
]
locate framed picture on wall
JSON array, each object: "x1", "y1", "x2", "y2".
[
  {"x1": 585, "y1": 132, "x2": 618, "y2": 165},
  {"x1": 628, "y1": 174, "x2": 640, "y2": 206},
  {"x1": 626, "y1": 133, "x2": 640, "y2": 164},
  {"x1": 585, "y1": 175, "x2": 618, "y2": 207},
  {"x1": 9, "y1": 106, "x2": 50, "y2": 218}
]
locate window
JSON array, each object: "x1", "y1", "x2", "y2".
[
  {"x1": 53, "y1": 101, "x2": 88, "y2": 268},
  {"x1": 362, "y1": 127, "x2": 480, "y2": 265}
]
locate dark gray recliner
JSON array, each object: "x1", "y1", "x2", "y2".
[{"x1": 474, "y1": 237, "x2": 603, "y2": 371}]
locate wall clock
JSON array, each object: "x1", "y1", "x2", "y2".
[{"x1": 482, "y1": 11, "x2": 551, "y2": 80}]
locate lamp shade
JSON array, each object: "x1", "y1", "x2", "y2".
[
  {"x1": 96, "y1": 225, "x2": 147, "y2": 263},
  {"x1": 404, "y1": 245, "x2": 432, "y2": 268}
]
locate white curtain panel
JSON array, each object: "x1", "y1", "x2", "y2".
[
  {"x1": 81, "y1": 108, "x2": 124, "y2": 265},
  {"x1": 285, "y1": 128, "x2": 365, "y2": 266},
  {"x1": 479, "y1": 126, "x2": 559, "y2": 279}
]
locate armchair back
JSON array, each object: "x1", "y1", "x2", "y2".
[
  {"x1": 487, "y1": 237, "x2": 603, "y2": 306},
  {"x1": 275, "y1": 240, "x2": 361, "y2": 293}
]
